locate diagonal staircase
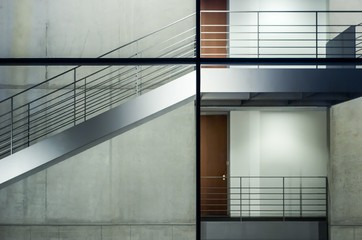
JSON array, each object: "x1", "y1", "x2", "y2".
[{"x1": 0, "y1": 13, "x2": 196, "y2": 188}]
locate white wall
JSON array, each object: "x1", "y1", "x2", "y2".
[
  {"x1": 229, "y1": 109, "x2": 328, "y2": 217},
  {"x1": 230, "y1": 109, "x2": 328, "y2": 177}
]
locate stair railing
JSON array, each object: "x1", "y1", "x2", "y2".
[{"x1": 0, "y1": 13, "x2": 196, "y2": 158}]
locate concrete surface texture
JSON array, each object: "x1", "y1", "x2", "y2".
[
  {"x1": 0, "y1": 102, "x2": 196, "y2": 239},
  {"x1": 330, "y1": 97, "x2": 362, "y2": 240},
  {"x1": 0, "y1": 0, "x2": 195, "y2": 100}
]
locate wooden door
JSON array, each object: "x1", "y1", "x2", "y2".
[
  {"x1": 201, "y1": 115, "x2": 228, "y2": 217},
  {"x1": 201, "y1": 0, "x2": 228, "y2": 58}
]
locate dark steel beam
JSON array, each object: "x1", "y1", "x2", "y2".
[{"x1": 0, "y1": 58, "x2": 362, "y2": 66}]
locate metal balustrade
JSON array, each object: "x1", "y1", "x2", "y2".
[
  {"x1": 201, "y1": 176, "x2": 327, "y2": 219},
  {"x1": 1, "y1": 11, "x2": 362, "y2": 160},
  {"x1": 0, "y1": 14, "x2": 196, "y2": 159},
  {"x1": 201, "y1": 11, "x2": 362, "y2": 58}
]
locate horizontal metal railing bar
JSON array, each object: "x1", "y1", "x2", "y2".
[
  {"x1": 201, "y1": 10, "x2": 362, "y2": 13},
  {"x1": 202, "y1": 24, "x2": 361, "y2": 27},
  {"x1": 204, "y1": 198, "x2": 326, "y2": 201},
  {"x1": 203, "y1": 193, "x2": 325, "y2": 196},
  {"x1": 203, "y1": 204, "x2": 326, "y2": 207},
  {"x1": 203, "y1": 209, "x2": 326, "y2": 212},
  {"x1": 201, "y1": 46, "x2": 357, "y2": 49},
  {"x1": 202, "y1": 39, "x2": 357, "y2": 42},
  {"x1": 202, "y1": 186, "x2": 325, "y2": 189},
  {"x1": 202, "y1": 176, "x2": 326, "y2": 179},
  {"x1": 202, "y1": 31, "x2": 324, "y2": 34}
]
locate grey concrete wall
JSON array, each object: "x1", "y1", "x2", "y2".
[
  {"x1": 0, "y1": 0, "x2": 194, "y2": 58},
  {"x1": 202, "y1": 221, "x2": 326, "y2": 240},
  {"x1": 0, "y1": 102, "x2": 196, "y2": 239},
  {"x1": 330, "y1": 97, "x2": 362, "y2": 240},
  {"x1": 0, "y1": 0, "x2": 195, "y2": 102}
]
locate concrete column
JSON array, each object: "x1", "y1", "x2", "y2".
[{"x1": 330, "y1": 97, "x2": 362, "y2": 240}]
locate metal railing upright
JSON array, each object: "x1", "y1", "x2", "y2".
[
  {"x1": 0, "y1": 14, "x2": 196, "y2": 159},
  {"x1": 201, "y1": 176, "x2": 327, "y2": 219},
  {"x1": 201, "y1": 10, "x2": 362, "y2": 59}
]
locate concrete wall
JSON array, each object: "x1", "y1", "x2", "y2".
[
  {"x1": 202, "y1": 221, "x2": 327, "y2": 240},
  {"x1": 329, "y1": 97, "x2": 362, "y2": 240},
  {"x1": 0, "y1": 102, "x2": 196, "y2": 240},
  {"x1": 0, "y1": 0, "x2": 195, "y2": 100},
  {"x1": 328, "y1": 1, "x2": 362, "y2": 239}
]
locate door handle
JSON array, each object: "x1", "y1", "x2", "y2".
[{"x1": 222, "y1": 174, "x2": 226, "y2": 181}]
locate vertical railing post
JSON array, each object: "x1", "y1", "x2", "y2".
[
  {"x1": 257, "y1": 12, "x2": 260, "y2": 58},
  {"x1": 84, "y1": 77, "x2": 87, "y2": 122},
  {"x1": 73, "y1": 69, "x2": 77, "y2": 126},
  {"x1": 249, "y1": 178, "x2": 251, "y2": 217},
  {"x1": 325, "y1": 177, "x2": 328, "y2": 219},
  {"x1": 27, "y1": 103, "x2": 30, "y2": 147},
  {"x1": 10, "y1": 97, "x2": 14, "y2": 154},
  {"x1": 135, "y1": 41, "x2": 140, "y2": 96},
  {"x1": 283, "y1": 177, "x2": 285, "y2": 220},
  {"x1": 240, "y1": 177, "x2": 242, "y2": 220},
  {"x1": 316, "y1": 11, "x2": 319, "y2": 59},
  {"x1": 300, "y1": 177, "x2": 303, "y2": 217}
]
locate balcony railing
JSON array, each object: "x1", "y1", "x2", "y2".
[
  {"x1": 201, "y1": 11, "x2": 362, "y2": 58},
  {"x1": 201, "y1": 176, "x2": 327, "y2": 219}
]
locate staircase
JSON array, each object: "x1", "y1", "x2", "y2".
[{"x1": 0, "y1": 14, "x2": 196, "y2": 188}]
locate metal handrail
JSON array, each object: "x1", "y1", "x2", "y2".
[
  {"x1": 0, "y1": 13, "x2": 196, "y2": 105},
  {"x1": 0, "y1": 14, "x2": 196, "y2": 158},
  {"x1": 201, "y1": 10, "x2": 362, "y2": 59},
  {"x1": 201, "y1": 176, "x2": 327, "y2": 219}
]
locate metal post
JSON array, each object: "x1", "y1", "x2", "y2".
[
  {"x1": 240, "y1": 177, "x2": 242, "y2": 220},
  {"x1": 84, "y1": 78, "x2": 87, "y2": 122},
  {"x1": 27, "y1": 103, "x2": 30, "y2": 147},
  {"x1": 283, "y1": 177, "x2": 285, "y2": 220},
  {"x1": 196, "y1": 1, "x2": 201, "y2": 239},
  {"x1": 326, "y1": 177, "x2": 329, "y2": 240},
  {"x1": 249, "y1": 178, "x2": 251, "y2": 217},
  {"x1": 257, "y1": 12, "x2": 260, "y2": 58},
  {"x1": 325, "y1": 177, "x2": 328, "y2": 219},
  {"x1": 316, "y1": 12, "x2": 319, "y2": 59},
  {"x1": 10, "y1": 97, "x2": 14, "y2": 154},
  {"x1": 300, "y1": 178, "x2": 303, "y2": 217},
  {"x1": 73, "y1": 69, "x2": 77, "y2": 126}
]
